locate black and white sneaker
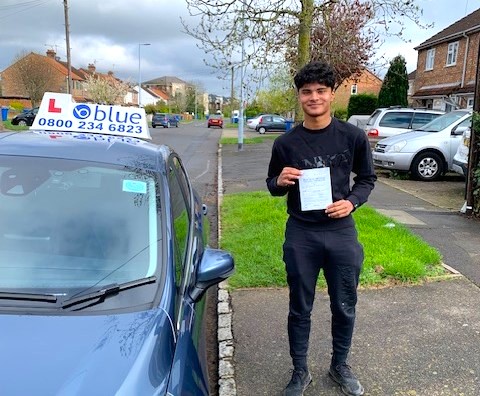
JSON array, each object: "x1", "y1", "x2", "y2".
[
  {"x1": 283, "y1": 368, "x2": 312, "y2": 396},
  {"x1": 329, "y1": 363, "x2": 364, "y2": 396}
]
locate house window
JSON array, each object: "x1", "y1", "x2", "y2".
[
  {"x1": 446, "y1": 42, "x2": 459, "y2": 66},
  {"x1": 351, "y1": 84, "x2": 358, "y2": 95},
  {"x1": 467, "y1": 98, "x2": 474, "y2": 109},
  {"x1": 425, "y1": 48, "x2": 435, "y2": 70}
]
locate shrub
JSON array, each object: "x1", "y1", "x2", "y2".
[
  {"x1": 347, "y1": 93, "x2": 378, "y2": 118},
  {"x1": 333, "y1": 108, "x2": 348, "y2": 120},
  {"x1": 9, "y1": 101, "x2": 24, "y2": 112}
]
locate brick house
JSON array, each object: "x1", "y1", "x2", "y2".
[
  {"x1": 143, "y1": 76, "x2": 191, "y2": 98},
  {"x1": 1, "y1": 50, "x2": 87, "y2": 106},
  {"x1": 411, "y1": 8, "x2": 480, "y2": 111},
  {"x1": 1, "y1": 50, "x2": 137, "y2": 107},
  {"x1": 333, "y1": 68, "x2": 382, "y2": 110}
]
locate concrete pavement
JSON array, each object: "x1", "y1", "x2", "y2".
[{"x1": 217, "y1": 130, "x2": 480, "y2": 396}]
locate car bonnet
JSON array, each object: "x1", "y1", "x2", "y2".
[{"x1": 0, "y1": 308, "x2": 175, "y2": 395}]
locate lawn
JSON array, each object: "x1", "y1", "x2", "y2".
[
  {"x1": 1, "y1": 120, "x2": 28, "y2": 131},
  {"x1": 220, "y1": 191, "x2": 445, "y2": 289}
]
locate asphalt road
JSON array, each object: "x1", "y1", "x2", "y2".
[{"x1": 150, "y1": 120, "x2": 223, "y2": 395}]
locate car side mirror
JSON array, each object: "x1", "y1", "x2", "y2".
[
  {"x1": 189, "y1": 248, "x2": 234, "y2": 302},
  {"x1": 452, "y1": 126, "x2": 468, "y2": 136}
]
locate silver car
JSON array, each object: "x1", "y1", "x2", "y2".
[{"x1": 372, "y1": 110, "x2": 472, "y2": 181}]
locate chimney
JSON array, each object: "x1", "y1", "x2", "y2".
[
  {"x1": 88, "y1": 64, "x2": 96, "y2": 73},
  {"x1": 46, "y1": 49, "x2": 56, "y2": 58}
]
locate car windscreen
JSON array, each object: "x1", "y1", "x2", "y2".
[
  {"x1": 0, "y1": 156, "x2": 161, "y2": 300},
  {"x1": 416, "y1": 111, "x2": 470, "y2": 132}
]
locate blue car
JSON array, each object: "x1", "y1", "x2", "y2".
[
  {"x1": 152, "y1": 113, "x2": 179, "y2": 128},
  {"x1": 0, "y1": 93, "x2": 234, "y2": 395}
]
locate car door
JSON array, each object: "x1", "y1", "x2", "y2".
[
  {"x1": 166, "y1": 155, "x2": 209, "y2": 396},
  {"x1": 272, "y1": 116, "x2": 286, "y2": 131}
]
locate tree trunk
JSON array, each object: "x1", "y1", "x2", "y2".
[{"x1": 294, "y1": 0, "x2": 314, "y2": 121}]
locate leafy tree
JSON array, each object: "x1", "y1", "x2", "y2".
[
  {"x1": 84, "y1": 74, "x2": 130, "y2": 105},
  {"x1": 182, "y1": 0, "x2": 427, "y2": 87},
  {"x1": 378, "y1": 55, "x2": 409, "y2": 107},
  {"x1": 10, "y1": 51, "x2": 57, "y2": 107},
  {"x1": 255, "y1": 68, "x2": 297, "y2": 116}
]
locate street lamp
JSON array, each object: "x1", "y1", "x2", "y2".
[{"x1": 138, "y1": 43, "x2": 151, "y2": 107}]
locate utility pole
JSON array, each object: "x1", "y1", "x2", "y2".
[
  {"x1": 230, "y1": 66, "x2": 235, "y2": 119},
  {"x1": 465, "y1": 41, "x2": 480, "y2": 216},
  {"x1": 194, "y1": 85, "x2": 198, "y2": 119},
  {"x1": 237, "y1": 1, "x2": 246, "y2": 152},
  {"x1": 63, "y1": 0, "x2": 72, "y2": 95}
]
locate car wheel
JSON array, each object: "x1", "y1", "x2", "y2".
[
  {"x1": 152, "y1": 125, "x2": 156, "y2": 128},
  {"x1": 175, "y1": 123, "x2": 178, "y2": 128},
  {"x1": 411, "y1": 152, "x2": 444, "y2": 181},
  {"x1": 258, "y1": 127, "x2": 266, "y2": 134},
  {"x1": 208, "y1": 125, "x2": 210, "y2": 128},
  {"x1": 18, "y1": 120, "x2": 27, "y2": 126}
]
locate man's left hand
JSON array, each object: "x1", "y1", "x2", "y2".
[{"x1": 325, "y1": 200, "x2": 354, "y2": 218}]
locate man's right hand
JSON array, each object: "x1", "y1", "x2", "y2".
[{"x1": 277, "y1": 167, "x2": 303, "y2": 187}]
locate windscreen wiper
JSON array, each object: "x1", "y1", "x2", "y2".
[
  {"x1": 0, "y1": 291, "x2": 57, "y2": 303},
  {"x1": 61, "y1": 276, "x2": 157, "y2": 310}
]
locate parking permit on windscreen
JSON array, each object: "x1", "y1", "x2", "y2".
[
  {"x1": 299, "y1": 168, "x2": 333, "y2": 211},
  {"x1": 123, "y1": 180, "x2": 147, "y2": 194}
]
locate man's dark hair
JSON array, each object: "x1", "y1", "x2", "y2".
[{"x1": 293, "y1": 61, "x2": 336, "y2": 90}]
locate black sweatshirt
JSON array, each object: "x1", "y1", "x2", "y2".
[{"x1": 266, "y1": 118, "x2": 376, "y2": 229}]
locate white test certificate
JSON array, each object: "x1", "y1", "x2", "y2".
[{"x1": 298, "y1": 167, "x2": 333, "y2": 211}]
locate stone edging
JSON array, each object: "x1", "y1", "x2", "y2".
[{"x1": 217, "y1": 143, "x2": 237, "y2": 396}]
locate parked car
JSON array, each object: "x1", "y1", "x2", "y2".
[
  {"x1": 151, "y1": 113, "x2": 179, "y2": 128},
  {"x1": 347, "y1": 115, "x2": 370, "y2": 130},
  {"x1": 10, "y1": 107, "x2": 39, "y2": 126},
  {"x1": 256, "y1": 115, "x2": 287, "y2": 134},
  {"x1": 246, "y1": 114, "x2": 265, "y2": 129},
  {"x1": 452, "y1": 127, "x2": 471, "y2": 177},
  {"x1": 0, "y1": 92, "x2": 234, "y2": 395},
  {"x1": 372, "y1": 109, "x2": 472, "y2": 181},
  {"x1": 207, "y1": 114, "x2": 223, "y2": 128},
  {"x1": 365, "y1": 107, "x2": 444, "y2": 147}
]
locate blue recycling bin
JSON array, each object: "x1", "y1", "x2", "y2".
[
  {"x1": 285, "y1": 119, "x2": 294, "y2": 131},
  {"x1": 1, "y1": 107, "x2": 8, "y2": 122}
]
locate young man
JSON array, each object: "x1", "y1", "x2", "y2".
[{"x1": 266, "y1": 61, "x2": 376, "y2": 396}]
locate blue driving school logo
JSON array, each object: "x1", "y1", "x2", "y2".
[{"x1": 73, "y1": 105, "x2": 92, "y2": 119}]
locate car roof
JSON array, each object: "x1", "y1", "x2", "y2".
[
  {"x1": 377, "y1": 107, "x2": 444, "y2": 114},
  {"x1": 0, "y1": 131, "x2": 171, "y2": 172}
]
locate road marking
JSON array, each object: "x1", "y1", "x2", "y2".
[{"x1": 194, "y1": 160, "x2": 210, "y2": 181}]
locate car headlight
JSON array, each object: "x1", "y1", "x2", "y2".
[{"x1": 385, "y1": 140, "x2": 407, "y2": 153}]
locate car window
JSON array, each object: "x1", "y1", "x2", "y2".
[
  {"x1": 0, "y1": 155, "x2": 159, "y2": 294},
  {"x1": 366, "y1": 109, "x2": 382, "y2": 125},
  {"x1": 273, "y1": 116, "x2": 285, "y2": 122},
  {"x1": 378, "y1": 112, "x2": 413, "y2": 128},
  {"x1": 168, "y1": 156, "x2": 191, "y2": 289},
  {"x1": 417, "y1": 111, "x2": 470, "y2": 132},
  {"x1": 263, "y1": 116, "x2": 272, "y2": 122},
  {"x1": 411, "y1": 113, "x2": 441, "y2": 129}
]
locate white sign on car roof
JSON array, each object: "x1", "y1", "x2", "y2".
[{"x1": 31, "y1": 92, "x2": 151, "y2": 140}]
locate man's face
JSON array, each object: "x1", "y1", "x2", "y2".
[{"x1": 297, "y1": 82, "x2": 334, "y2": 118}]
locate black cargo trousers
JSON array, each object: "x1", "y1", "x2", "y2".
[{"x1": 282, "y1": 216, "x2": 364, "y2": 369}]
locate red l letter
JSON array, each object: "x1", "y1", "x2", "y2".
[{"x1": 48, "y1": 99, "x2": 62, "y2": 113}]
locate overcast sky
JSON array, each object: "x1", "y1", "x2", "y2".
[{"x1": 0, "y1": 0, "x2": 478, "y2": 97}]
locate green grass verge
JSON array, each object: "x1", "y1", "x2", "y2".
[
  {"x1": 220, "y1": 135, "x2": 278, "y2": 145},
  {"x1": 2, "y1": 120, "x2": 28, "y2": 131},
  {"x1": 220, "y1": 191, "x2": 444, "y2": 289}
]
